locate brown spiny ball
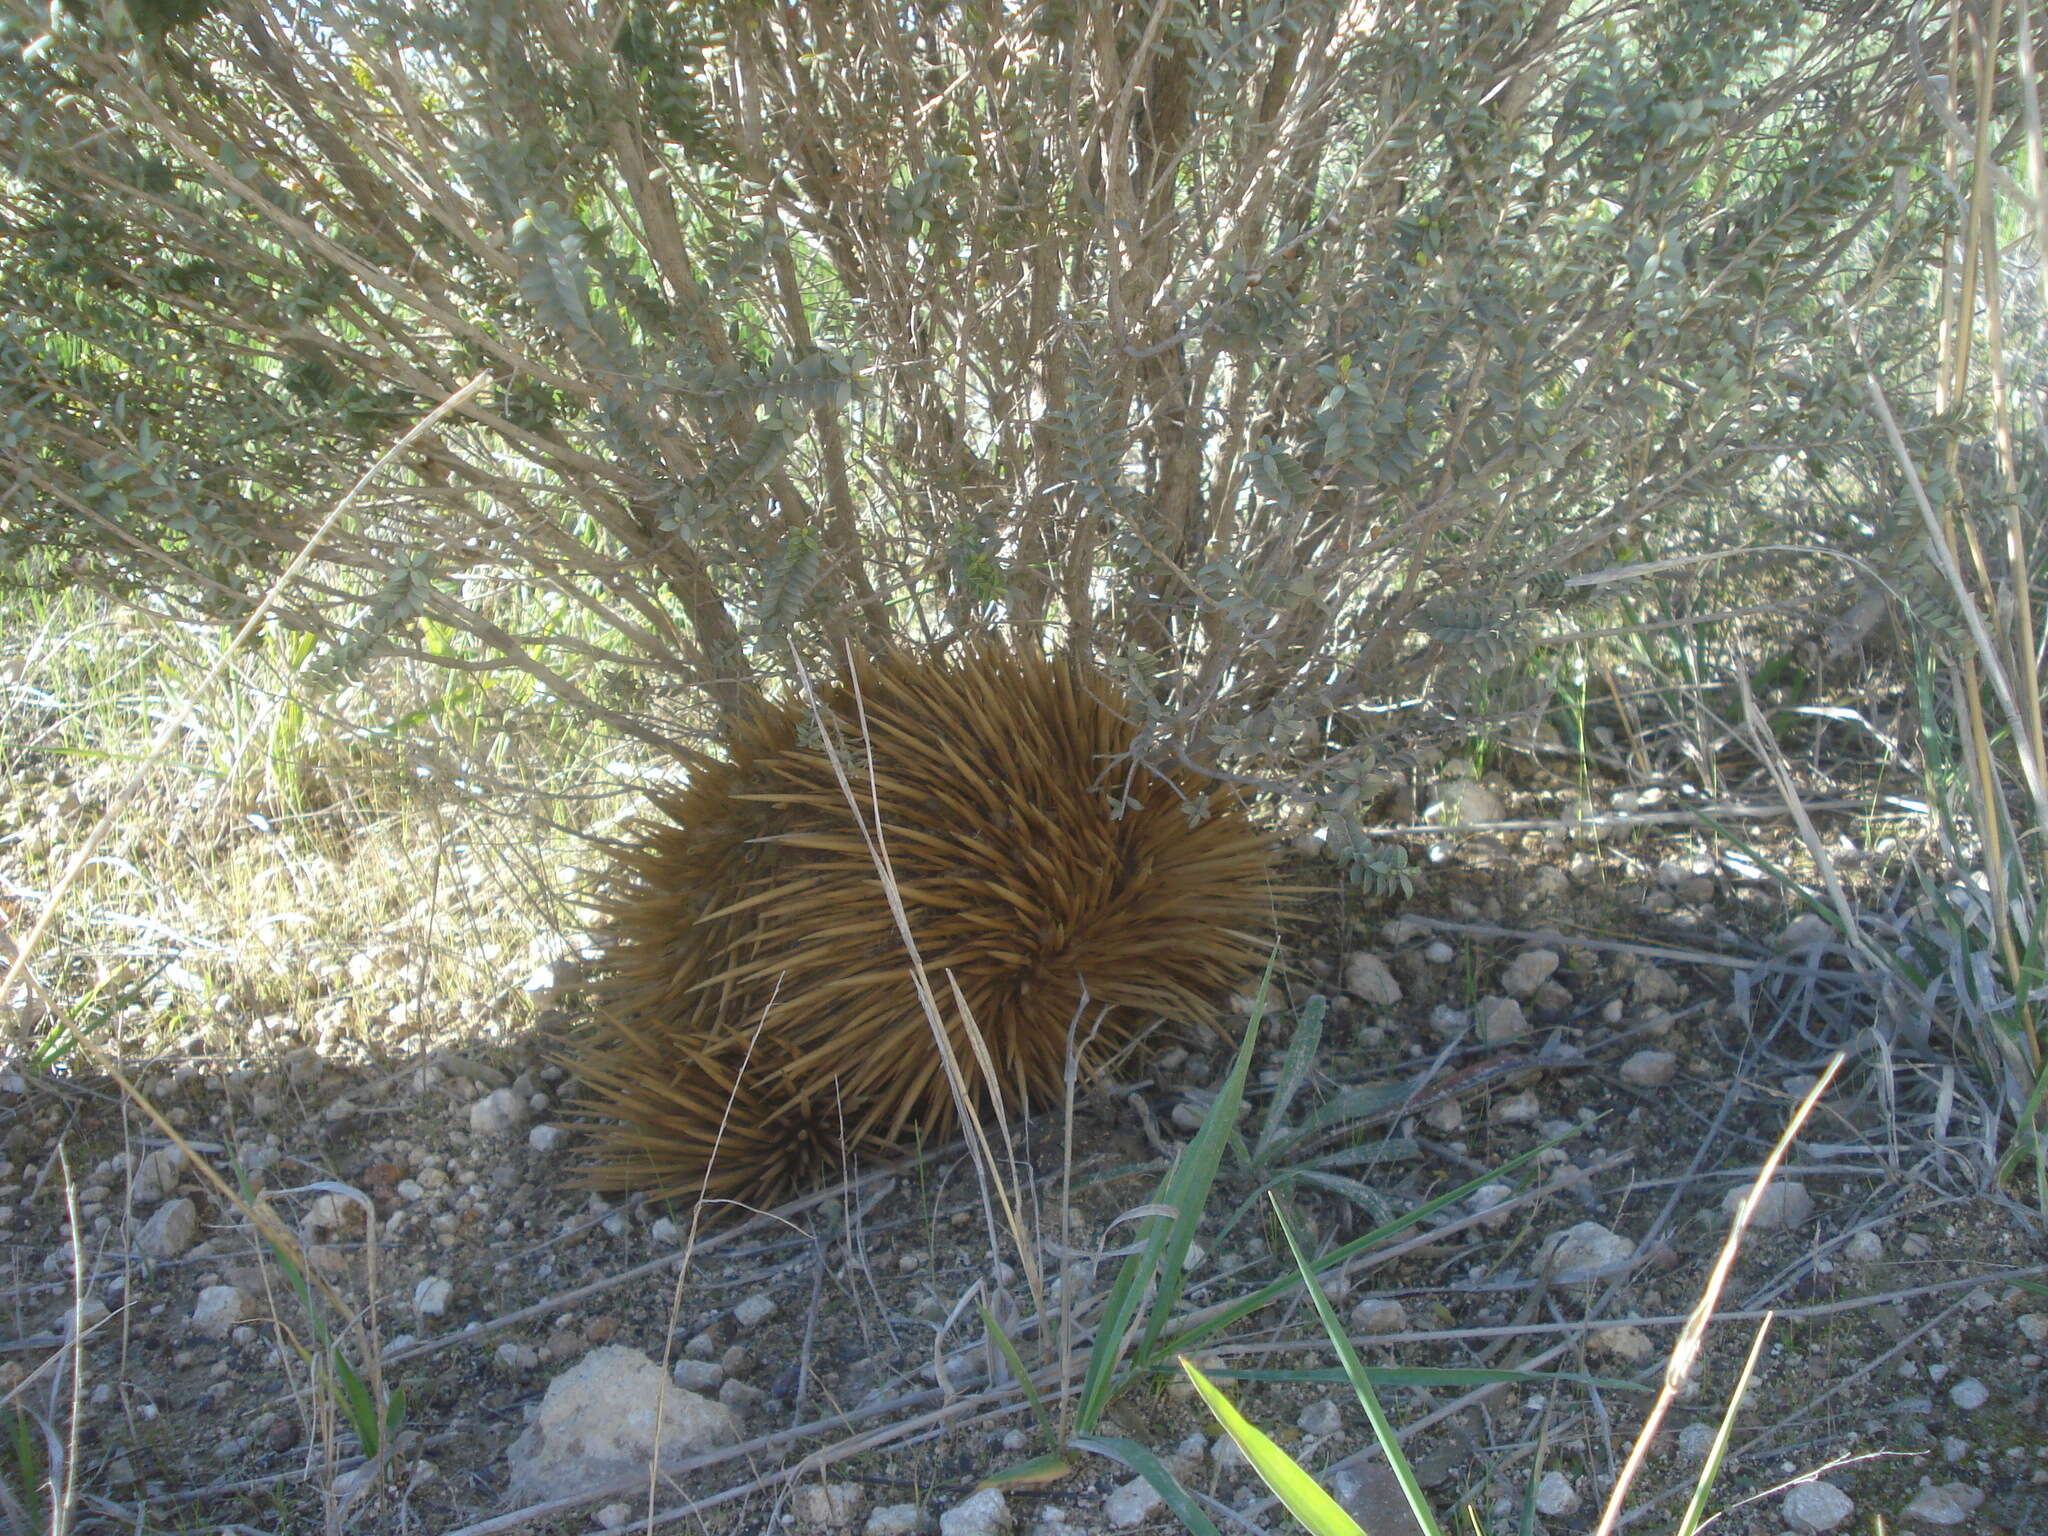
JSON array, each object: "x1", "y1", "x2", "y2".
[{"x1": 573, "y1": 642, "x2": 1280, "y2": 1210}]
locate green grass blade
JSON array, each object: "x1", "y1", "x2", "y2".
[
  {"x1": 1070, "y1": 1434, "x2": 1224, "y2": 1536},
  {"x1": 976, "y1": 1298, "x2": 1056, "y2": 1444},
  {"x1": 1254, "y1": 995, "x2": 1326, "y2": 1166},
  {"x1": 330, "y1": 1347, "x2": 382, "y2": 1455},
  {"x1": 1169, "y1": 1139, "x2": 1560, "y2": 1356},
  {"x1": 1207, "y1": 1365, "x2": 1647, "y2": 1393},
  {"x1": 1074, "y1": 958, "x2": 1272, "y2": 1431},
  {"x1": 979, "y1": 1451, "x2": 1073, "y2": 1489},
  {"x1": 1674, "y1": 1313, "x2": 1773, "y2": 1536},
  {"x1": 1176, "y1": 1358, "x2": 1364, "y2": 1536},
  {"x1": 1270, "y1": 1194, "x2": 1446, "y2": 1536},
  {"x1": 1135, "y1": 983, "x2": 1266, "y2": 1364}
]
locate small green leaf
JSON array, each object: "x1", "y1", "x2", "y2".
[{"x1": 978, "y1": 1452, "x2": 1072, "y2": 1489}]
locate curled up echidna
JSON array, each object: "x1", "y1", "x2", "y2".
[{"x1": 573, "y1": 642, "x2": 1281, "y2": 1209}]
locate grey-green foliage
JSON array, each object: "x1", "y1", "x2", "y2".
[{"x1": 0, "y1": 0, "x2": 1956, "y2": 776}]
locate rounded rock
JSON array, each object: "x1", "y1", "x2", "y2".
[
  {"x1": 1619, "y1": 1050, "x2": 1677, "y2": 1088},
  {"x1": 939, "y1": 1488, "x2": 1011, "y2": 1536},
  {"x1": 1723, "y1": 1180, "x2": 1812, "y2": 1230},
  {"x1": 1782, "y1": 1479, "x2": 1853, "y2": 1533}
]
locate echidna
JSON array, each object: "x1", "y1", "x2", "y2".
[{"x1": 573, "y1": 642, "x2": 1280, "y2": 1208}]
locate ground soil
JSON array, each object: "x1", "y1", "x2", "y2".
[{"x1": 4, "y1": 780, "x2": 2046, "y2": 1536}]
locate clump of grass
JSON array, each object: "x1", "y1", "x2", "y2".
[{"x1": 1179, "y1": 1058, "x2": 1845, "y2": 1536}]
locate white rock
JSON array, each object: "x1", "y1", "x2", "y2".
[
  {"x1": 1589, "y1": 1324, "x2": 1653, "y2": 1363},
  {"x1": 733, "y1": 1293, "x2": 778, "y2": 1329},
  {"x1": 529, "y1": 1124, "x2": 567, "y2": 1152},
  {"x1": 1783, "y1": 1479, "x2": 1853, "y2": 1532},
  {"x1": 1495, "y1": 1089, "x2": 1544, "y2": 1125},
  {"x1": 301, "y1": 1192, "x2": 361, "y2": 1236},
  {"x1": 1775, "y1": 913, "x2": 1833, "y2": 950},
  {"x1": 1534, "y1": 1470, "x2": 1579, "y2": 1517},
  {"x1": 2017, "y1": 1312, "x2": 2048, "y2": 1343},
  {"x1": 1502, "y1": 949, "x2": 1560, "y2": 998},
  {"x1": 192, "y1": 1284, "x2": 251, "y2": 1339},
  {"x1": 939, "y1": 1488, "x2": 1012, "y2": 1536},
  {"x1": 1948, "y1": 1377, "x2": 1988, "y2": 1410},
  {"x1": 1630, "y1": 965, "x2": 1682, "y2": 1004},
  {"x1": 864, "y1": 1507, "x2": 929, "y2": 1536},
  {"x1": 1349, "y1": 1297, "x2": 1407, "y2": 1335},
  {"x1": 1432, "y1": 780, "x2": 1503, "y2": 824},
  {"x1": 497, "y1": 1342, "x2": 540, "y2": 1371},
  {"x1": 413, "y1": 1277, "x2": 453, "y2": 1318},
  {"x1": 1619, "y1": 1050, "x2": 1677, "y2": 1088},
  {"x1": 1103, "y1": 1476, "x2": 1162, "y2": 1528},
  {"x1": 1428, "y1": 1004, "x2": 1471, "y2": 1038},
  {"x1": 1539, "y1": 1221, "x2": 1634, "y2": 1283},
  {"x1": 135, "y1": 1197, "x2": 198, "y2": 1259},
  {"x1": 594, "y1": 1503, "x2": 632, "y2": 1531},
  {"x1": 1423, "y1": 940, "x2": 1455, "y2": 964},
  {"x1": 673, "y1": 1359, "x2": 722, "y2": 1392},
  {"x1": 865, "y1": 1506, "x2": 927, "y2": 1536},
  {"x1": 505, "y1": 1345, "x2": 740, "y2": 1503},
  {"x1": 1297, "y1": 1399, "x2": 1343, "y2": 1437},
  {"x1": 470, "y1": 1087, "x2": 530, "y2": 1136},
  {"x1": 1469, "y1": 1183, "x2": 1516, "y2": 1227},
  {"x1": 1475, "y1": 996, "x2": 1528, "y2": 1044},
  {"x1": 1898, "y1": 1481, "x2": 1983, "y2": 1525},
  {"x1": 1844, "y1": 1230, "x2": 1884, "y2": 1263},
  {"x1": 1343, "y1": 953, "x2": 1403, "y2": 1007},
  {"x1": 793, "y1": 1482, "x2": 868, "y2": 1530},
  {"x1": 1723, "y1": 1180, "x2": 1813, "y2": 1230},
  {"x1": 129, "y1": 1147, "x2": 186, "y2": 1205},
  {"x1": 61, "y1": 1297, "x2": 110, "y2": 1340},
  {"x1": 1677, "y1": 1423, "x2": 1716, "y2": 1462}
]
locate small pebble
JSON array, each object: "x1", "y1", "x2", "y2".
[
  {"x1": 1343, "y1": 953, "x2": 1403, "y2": 1007},
  {"x1": 1619, "y1": 1050, "x2": 1677, "y2": 1088},
  {"x1": 1103, "y1": 1475, "x2": 1162, "y2": 1528},
  {"x1": 1297, "y1": 1399, "x2": 1343, "y2": 1437},
  {"x1": 413, "y1": 1277, "x2": 453, "y2": 1318},
  {"x1": 865, "y1": 1506, "x2": 926, "y2": 1536},
  {"x1": 1723, "y1": 1180, "x2": 1812, "y2": 1230},
  {"x1": 1349, "y1": 1297, "x2": 1407, "y2": 1335},
  {"x1": 1490, "y1": 1088, "x2": 1540, "y2": 1124},
  {"x1": 1589, "y1": 1325, "x2": 1653, "y2": 1363},
  {"x1": 1898, "y1": 1482, "x2": 1983, "y2": 1526},
  {"x1": 1948, "y1": 1377, "x2": 1988, "y2": 1410},
  {"x1": 1501, "y1": 949, "x2": 1560, "y2": 998},
  {"x1": 469, "y1": 1088, "x2": 530, "y2": 1136},
  {"x1": 1540, "y1": 1221, "x2": 1634, "y2": 1282},
  {"x1": 939, "y1": 1487, "x2": 1011, "y2": 1536},
  {"x1": 1782, "y1": 1479, "x2": 1853, "y2": 1532},
  {"x1": 792, "y1": 1482, "x2": 868, "y2": 1530},
  {"x1": 673, "y1": 1359, "x2": 722, "y2": 1392},
  {"x1": 191, "y1": 1285, "x2": 250, "y2": 1340},
  {"x1": 1468, "y1": 1182, "x2": 1516, "y2": 1228},
  {"x1": 1534, "y1": 1471, "x2": 1579, "y2": 1517},
  {"x1": 733, "y1": 1294, "x2": 778, "y2": 1330},
  {"x1": 1475, "y1": 996, "x2": 1528, "y2": 1044}
]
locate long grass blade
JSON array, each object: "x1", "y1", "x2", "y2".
[{"x1": 1177, "y1": 1358, "x2": 1364, "y2": 1536}]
